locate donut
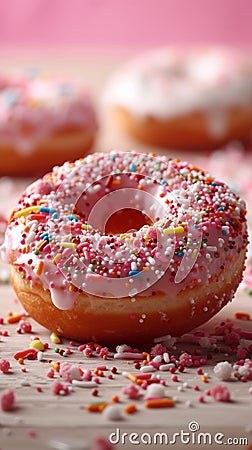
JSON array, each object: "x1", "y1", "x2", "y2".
[
  {"x1": 103, "y1": 47, "x2": 252, "y2": 150},
  {"x1": 0, "y1": 71, "x2": 97, "y2": 176},
  {"x1": 1, "y1": 151, "x2": 248, "y2": 344}
]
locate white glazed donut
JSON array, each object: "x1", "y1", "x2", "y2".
[
  {"x1": 103, "y1": 47, "x2": 252, "y2": 149},
  {"x1": 1, "y1": 151, "x2": 248, "y2": 344},
  {"x1": 0, "y1": 71, "x2": 97, "y2": 176}
]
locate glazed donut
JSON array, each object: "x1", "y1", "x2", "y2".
[
  {"x1": 1, "y1": 151, "x2": 248, "y2": 344},
  {"x1": 0, "y1": 71, "x2": 97, "y2": 176},
  {"x1": 103, "y1": 47, "x2": 252, "y2": 150}
]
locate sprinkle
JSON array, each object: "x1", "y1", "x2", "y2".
[
  {"x1": 201, "y1": 375, "x2": 208, "y2": 383},
  {"x1": 72, "y1": 380, "x2": 98, "y2": 388},
  {"x1": 0, "y1": 389, "x2": 15, "y2": 411},
  {"x1": 145, "y1": 383, "x2": 165, "y2": 399},
  {"x1": 213, "y1": 361, "x2": 232, "y2": 381},
  {"x1": 144, "y1": 398, "x2": 174, "y2": 408},
  {"x1": 39, "y1": 207, "x2": 56, "y2": 214},
  {"x1": 114, "y1": 352, "x2": 145, "y2": 360},
  {"x1": 34, "y1": 261, "x2": 44, "y2": 275},
  {"x1": 52, "y1": 253, "x2": 62, "y2": 265},
  {"x1": 50, "y1": 332, "x2": 61, "y2": 344},
  {"x1": 13, "y1": 348, "x2": 38, "y2": 360},
  {"x1": 102, "y1": 404, "x2": 122, "y2": 420},
  {"x1": 211, "y1": 384, "x2": 231, "y2": 402},
  {"x1": 30, "y1": 339, "x2": 45, "y2": 351},
  {"x1": 5, "y1": 312, "x2": 25, "y2": 324},
  {"x1": 140, "y1": 365, "x2": 156, "y2": 373},
  {"x1": 86, "y1": 401, "x2": 109, "y2": 413},
  {"x1": 14, "y1": 206, "x2": 40, "y2": 218},
  {"x1": 0, "y1": 359, "x2": 11, "y2": 374},
  {"x1": 234, "y1": 312, "x2": 251, "y2": 320},
  {"x1": 124, "y1": 404, "x2": 137, "y2": 414}
]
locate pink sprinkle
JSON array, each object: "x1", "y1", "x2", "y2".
[
  {"x1": 198, "y1": 395, "x2": 205, "y2": 403},
  {"x1": 46, "y1": 368, "x2": 55, "y2": 378},
  {"x1": 211, "y1": 384, "x2": 230, "y2": 402},
  {"x1": 197, "y1": 368, "x2": 203, "y2": 375},
  {"x1": 236, "y1": 347, "x2": 248, "y2": 359},
  {"x1": 0, "y1": 358, "x2": 10, "y2": 374},
  {"x1": 93, "y1": 435, "x2": 114, "y2": 450},
  {"x1": 171, "y1": 375, "x2": 178, "y2": 382},
  {"x1": 18, "y1": 320, "x2": 32, "y2": 333},
  {"x1": 1, "y1": 389, "x2": 15, "y2": 411},
  {"x1": 83, "y1": 347, "x2": 93, "y2": 357},
  {"x1": 179, "y1": 352, "x2": 193, "y2": 367},
  {"x1": 51, "y1": 380, "x2": 69, "y2": 395},
  {"x1": 28, "y1": 430, "x2": 37, "y2": 438},
  {"x1": 122, "y1": 383, "x2": 140, "y2": 400},
  {"x1": 150, "y1": 344, "x2": 168, "y2": 357}
]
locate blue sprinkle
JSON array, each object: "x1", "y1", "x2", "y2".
[
  {"x1": 52, "y1": 212, "x2": 59, "y2": 219},
  {"x1": 67, "y1": 215, "x2": 79, "y2": 221},
  {"x1": 128, "y1": 270, "x2": 141, "y2": 277},
  {"x1": 110, "y1": 154, "x2": 116, "y2": 160},
  {"x1": 161, "y1": 180, "x2": 167, "y2": 185},
  {"x1": 39, "y1": 207, "x2": 56, "y2": 214},
  {"x1": 211, "y1": 182, "x2": 220, "y2": 186},
  {"x1": 218, "y1": 207, "x2": 224, "y2": 211},
  {"x1": 194, "y1": 224, "x2": 199, "y2": 229},
  {"x1": 221, "y1": 230, "x2": 227, "y2": 235},
  {"x1": 177, "y1": 251, "x2": 184, "y2": 257},
  {"x1": 130, "y1": 163, "x2": 136, "y2": 172},
  {"x1": 40, "y1": 232, "x2": 49, "y2": 240}
]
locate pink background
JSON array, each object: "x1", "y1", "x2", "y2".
[{"x1": 0, "y1": 0, "x2": 252, "y2": 50}]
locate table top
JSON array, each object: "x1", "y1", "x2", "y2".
[{"x1": 0, "y1": 49, "x2": 252, "y2": 450}]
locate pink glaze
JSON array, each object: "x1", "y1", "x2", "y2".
[
  {"x1": 0, "y1": 152, "x2": 248, "y2": 319},
  {"x1": 0, "y1": 71, "x2": 97, "y2": 154},
  {"x1": 104, "y1": 47, "x2": 252, "y2": 137}
]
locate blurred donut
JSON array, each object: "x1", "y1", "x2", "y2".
[
  {"x1": 0, "y1": 70, "x2": 97, "y2": 176},
  {"x1": 103, "y1": 47, "x2": 252, "y2": 150}
]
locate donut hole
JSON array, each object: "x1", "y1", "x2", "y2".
[{"x1": 105, "y1": 208, "x2": 152, "y2": 235}]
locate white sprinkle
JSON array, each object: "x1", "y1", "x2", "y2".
[
  {"x1": 163, "y1": 352, "x2": 170, "y2": 363},
  {"x1": 159, "y1": 363, "x2": 176, "y2": 371},
  {"x1": 145, "y1": 383, "x2": 165, "y2": 399},
  {"x1": 49, "y1": 439, "x2": 89, "y2": 450},
  {"x1": 102, "y1": 404, "x2": 122, "y2": 421},
  {"x1": 147, "y1": 256, "x2": 156, "y2": 265},
  {"x1": 152, "y1": 355, "x2": 162, "y2": 363},
  {"x1": 140, "y1": 365, "x2": 156, "y2": 373},
  {"x1": 114, "y1": 352, "x2": 144, "y2": 360},
  {"x1": 71, "y1": 380, "x2": 98, "y2": 388}
]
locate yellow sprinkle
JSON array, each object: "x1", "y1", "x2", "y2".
[
  {"x1": 36, "y1": 240, "x2": 47, "y2": 249},
  {"x1": 51, "y1": 361, "x2": 60, "y2": 371},
  {"x1": 52, "y1": 253, "x2": 62, "y2": 265},
  {"x1": 112, "y1": 180, "x2": 121, "y2": 185},
  {"x1": 60, "y1": 243, "x2": 77, "y2": 249},
  {"x1": 50, "y1": 332, "x2": 61, "y2": 344},
  {"x1": 174, "y1": 226, "x2": 184, "y2": 234},
  {"x1": 191, "y1": 248, "x2": 198, "y2": 259},
  {"x1": 30, "y1": 340, "x2": 44, "y2": 351},
  {"x1": 163, "y1": 227, "x2": 174, "y2": 235},
  {"x1": 14, "y1": 206, "x2": 40, "y2": 218}
]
